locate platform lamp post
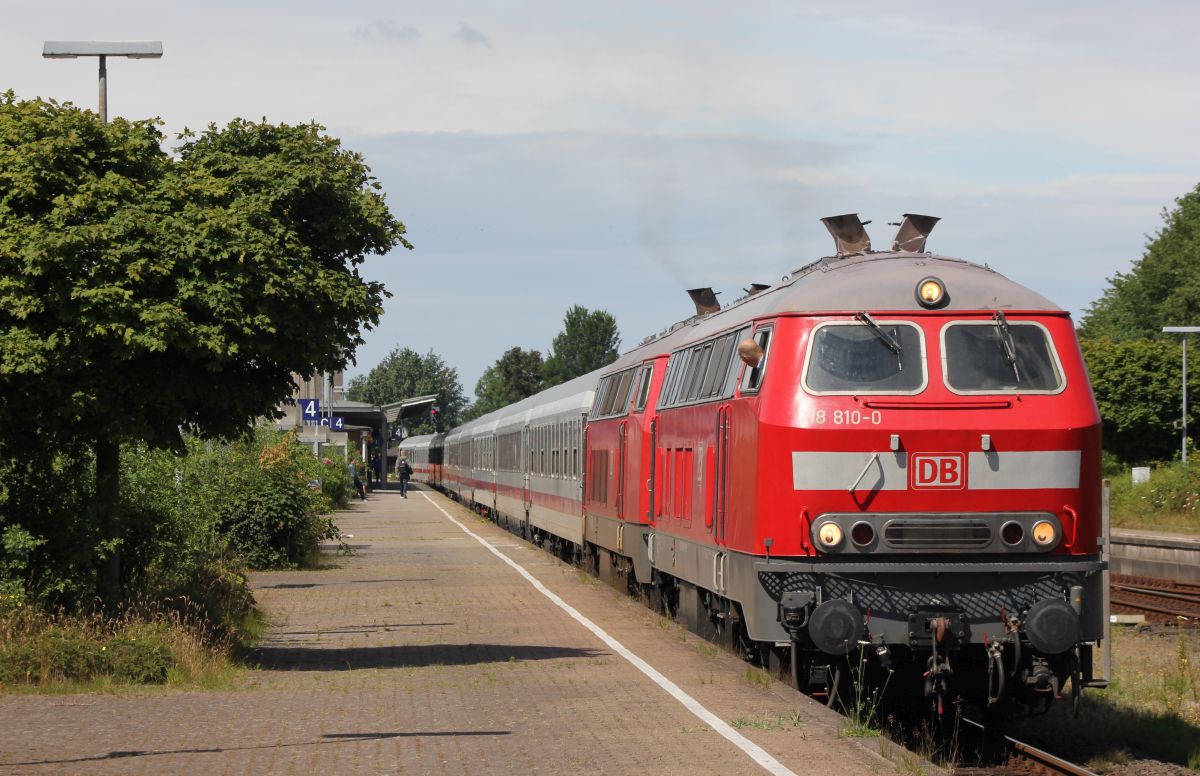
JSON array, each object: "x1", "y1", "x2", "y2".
[
  {"x1": 42, "y1": 41, "x2": 162, "y2": 124},
  {"x1": 1163, "y1": 326, "x2": 1200, "y2": 463}
]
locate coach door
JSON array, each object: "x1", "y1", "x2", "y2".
[{"x1": 522, "y1": 424, "x2": 533, "y2": 512}]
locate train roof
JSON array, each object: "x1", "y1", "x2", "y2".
[
  {"x1": 602, "y1": 250, "x2": 1062, "y2": 375},
  {"x1": 446, "y1": 369, "x2": 598, "y2": 440},
  {"x1": 398, "y1": 433, "x2": 440, "y2": 450}
]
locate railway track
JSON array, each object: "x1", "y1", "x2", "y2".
[
  {"x1": 954, "y1": 717, "x2": 1101, "y2": 776},
  {"x1": 1110, "y1": 573, "x2": 1200, "y2": 623}
]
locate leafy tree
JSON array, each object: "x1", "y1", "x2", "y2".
[
  {"x1": 466, "y1": 347, "x2": 544, "y2": 420},
  {"x1": 347, "y1": 347, "x2": 466, "y2": 434},
  {"x1": 1081, "y1": 183, "x2": 1200, "y2": 339},
  {"x1": 0, "y1": 93, "x2": 409, "y2": 600},
  {"x1": 1080, "y1": 337, "x2": 1197, "y2": 463},
  {"x1": 542, "y1": 305, "x2": 620, "y2": 387}
]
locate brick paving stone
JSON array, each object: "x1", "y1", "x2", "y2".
[{"x1": 0, "y1": 486, "x2": 921, "y2": 775}]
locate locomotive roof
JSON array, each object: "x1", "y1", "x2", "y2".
[
  {"x1": 608, "y1": 251, "x2": 1063, "y2": 373},
  {"x1": 763, "y1": 251, "x2": 1060, "y2": 315}
]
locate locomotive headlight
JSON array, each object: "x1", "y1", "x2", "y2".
[
  {"x1": 816, "y1": 522, "x2": 844, "y2": 549},
  {"x1": 915, "y1": 276, "x2": 947, "y2": 308},
  {"x1": 1031, "y1": 520, "x2": 1058, "y2": 547}
]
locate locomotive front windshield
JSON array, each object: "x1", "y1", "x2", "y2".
[
  {"x1": 943, "y1": 321, "x2": 1063, "y2": 393},
  {"x1": 804, "y1": 322, "x2": 925, "y2": 393}
]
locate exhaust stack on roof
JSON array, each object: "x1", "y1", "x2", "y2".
[
  {"x1": 687, "y1": 287, "x2": 721, "y2": 316},
  {"x1": 890, "y1": 214, "x2": 940, "y2": 252},
  {"x1": 820, "y1": 214, "x2": 871, "y2": 256}
]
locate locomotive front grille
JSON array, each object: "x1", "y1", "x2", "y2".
[
  {"x1": 882, "y1": 518, "x2": 991, "y2": 549},
  {"x1": 807, "y1": 512, "x2": 1061, "y2": 555}
]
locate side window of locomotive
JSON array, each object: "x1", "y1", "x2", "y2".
[
  {"x1": 942, "y1": 322, "x2": 1063, "y2": 393},
  {"x1": 803, "y1": 322, "x2": 925, "y2": 394},
  {"x1": 740, "y1": 328, "x2": 772, "y2": 393},
  {"x1": 684, "y1": 344, "x2": 713, "y2": 402},
  {"x1": 634, "y1": 365, "x2": 654, "y2": 411},
  {"x1": 661, "y1": 350, "x2": 689, "y2": 407},
  {"x1": 701, "y1": 333, "x2": 735, "y2": 399}
]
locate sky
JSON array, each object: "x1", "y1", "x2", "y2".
[{"x1": 5, "y1": 1, "x2": 1200, "y2": 396}]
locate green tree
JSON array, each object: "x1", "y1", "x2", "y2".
[
  {"x1": 1080, "y1": 337, "x2": 1196, "y2": 463},
  {"x1": 347, "y1": 347, "x2": 466, "y2": 433},
  {"x1": 542, "y1": 305, "x2": 620, "y2": 387},
  {"x1": 1080, "y1": 183, "x2": 1200, "y2": 339},
  {"x1": 0, "y1": 94, "x2": 409, "y2": 600},
  {"x1": 466, "y1": 347, "x2": 544, "y2": 420}
]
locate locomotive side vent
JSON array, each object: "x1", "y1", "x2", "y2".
[{"x1": 881, "y1": 518, "x2": 991, "y2": 550}]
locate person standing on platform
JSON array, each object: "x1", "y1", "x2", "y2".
[{"x1": 399, "y1": 455, "x2": 412, "y2": 498}]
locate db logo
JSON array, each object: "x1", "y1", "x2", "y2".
[{"x1": 910, "y1": 453, "x2": 966, "y2": 490}]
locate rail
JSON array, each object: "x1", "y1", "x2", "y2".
[{"x1": 958, "y1": 717, "x2": 1101, "y2": 776}]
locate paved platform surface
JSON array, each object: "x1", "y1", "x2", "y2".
[{"x1": 0, "y1": 487, "x2": 905, "y2": 775}]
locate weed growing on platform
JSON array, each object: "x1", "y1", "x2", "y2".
[
  {"x1": 839, "y1": 646, "x2": 890, "y2": 738},
  {"x1": 730, "y1": 713, "x2": 803, "y2": 731},
  {"x1": 742, "y1": 666, "x2": 772, "y2": 689}
]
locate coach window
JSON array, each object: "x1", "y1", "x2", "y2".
[
  {"x1": 942, "y1": 320, "x2": 1064, "y2": 394},
  {"x1": 803, "y1": 320, "x2": 926, "y2": 394},
  {"x1": 740, "y1": 328, "x2": 773, "y2": 393}
]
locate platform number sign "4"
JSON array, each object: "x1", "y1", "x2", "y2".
[{"x1": 299, "y1": 399, "x2": 320, "y2": 424}]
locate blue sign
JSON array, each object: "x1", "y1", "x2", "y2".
[
  {"x1": 299, "y1": 398, "x2": 320, "y2": 423},
  {"x1": 317, "y1": 416, "x2": 346, "y2": 431}
]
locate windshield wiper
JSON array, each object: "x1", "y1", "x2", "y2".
[
  {"x1": 856, "y1": 312, "x2": 902, "y2": 355},
  {"x1": 993, "y1": 310, "x2": 1021, "y2": 382}
]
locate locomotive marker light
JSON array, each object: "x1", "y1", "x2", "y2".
[
  {"x1": 42, "y1": 41, "x2": 163, "y2": 124},
  {"x1": 816, "y1": 521, "x2": 843, "y2": 549},
  {"x1": 915, "y1": 276, "x2": 947, "y2": 308},
  {"x1": 1162, "y1": 326, "x2": 1200, "y2": 463},
  {"x1": 1031, "y1": 519, "x2": 1058, "y2": 548}
]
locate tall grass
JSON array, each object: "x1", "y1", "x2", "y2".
[
  {"x1": 1110, "y1": 456, "x2": 1200, "y2": 533},
  {"x1": 0, "y1": 596, "x2": 236, "y2": 690}
]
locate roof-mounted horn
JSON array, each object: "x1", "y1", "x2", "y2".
[
  {"x1": 820, "y1": 214, "x2": 871, "y2": 256},
  {"x1": 890, "y1": 214, "x2": 940, "y2": 252},
  {"x1": 743, "y1": 283, "x2": 770, "y2": 297},
  {"x1": 687, "y1": 287, "x2": 721, "y2": 316}
]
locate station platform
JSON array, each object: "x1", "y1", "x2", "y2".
[
  {"x1": 1111, "y1": 527, "x2": 1200, "y2": 582},
  {"x1": 0, "y1": 486, "x2": 911, "y2": 775}
]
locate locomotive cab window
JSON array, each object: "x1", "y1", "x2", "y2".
[
  {"x1": 942, "y1": 320, "x2": 1064, "y2": 394},
  {"x1": 803, "y1": 320, "x2": 926, "y2": 394},
  {"x1": 740, "y1": 328, "x2": 772, "y2": 393}
]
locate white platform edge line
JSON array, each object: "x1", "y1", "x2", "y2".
[{"x1": 420, "y1": 492, "x2": 797, "y2": 776}]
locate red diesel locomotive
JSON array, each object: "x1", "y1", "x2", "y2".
[{"x1": 401, "y1": 214, "x2": 1108, "y2": 714}]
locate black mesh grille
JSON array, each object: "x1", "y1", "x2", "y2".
[
  {"x1": 882, "y1": 519, "x2": 991, "y2": 549},
  {"x1": 759, "y1": 569, "x2": 1082, "y2": 623}
]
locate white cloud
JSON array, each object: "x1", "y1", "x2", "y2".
[{"x1": 6, "y1": 1, "x2": 1200, "y2": 392}]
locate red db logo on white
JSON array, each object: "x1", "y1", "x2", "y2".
[{"x1": 911, "y1": 453, "x2": 966, "y2": 489}]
